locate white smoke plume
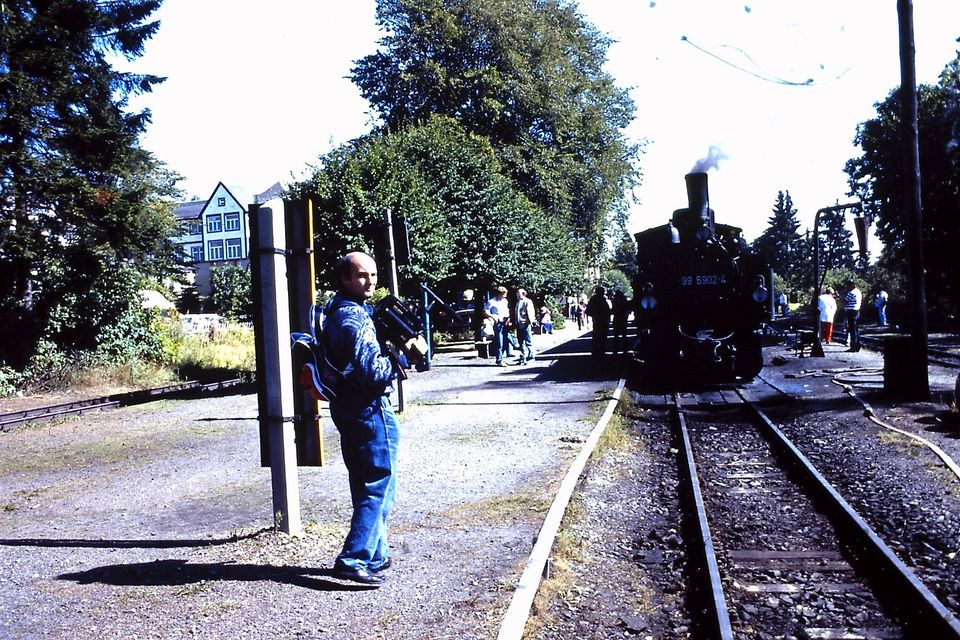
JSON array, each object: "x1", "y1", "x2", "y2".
[{"x1": 691, "y1": 145, "x2": 729, "y2": 172}]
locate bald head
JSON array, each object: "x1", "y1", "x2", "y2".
[{"x1": 336, "y1": 251, "x2": 378, "y2": 301}]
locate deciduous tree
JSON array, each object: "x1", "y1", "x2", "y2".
[
  {"x1": 350, "y1": 0, "x2": 641, "y2": 261},
  {"x1": 845, "y1": 51, "x2": 960, "y2": 320}
]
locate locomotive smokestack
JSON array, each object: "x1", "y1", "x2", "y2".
[
  {"x1": 685, "y1": 172, "x2": 710, "y2": 224},
  {"x1": 672, "y1": 172, "x2": 716, "y2": 241}
]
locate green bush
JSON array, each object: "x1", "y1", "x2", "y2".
[{"x1": 0, "y1": 364, "x2": 22, "y2": 397}]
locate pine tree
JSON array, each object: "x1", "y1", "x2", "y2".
[
  {"x1": 752, "y1": 191, "x2": 804, "y2": 286},
  {"x1": 0, "y1": 0, "x2": 170, "y2": 366},
  {"x1": 817, "y1": 208, "x2": 856, "y2": 276}
]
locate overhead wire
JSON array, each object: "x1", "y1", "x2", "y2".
[{"x1": 680, "y1": 35, "x2": 851, "y2": 87}]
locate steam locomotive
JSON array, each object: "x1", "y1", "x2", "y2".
[{"x1": 631, "y1": 172, "x2": 771, "y2": 383}]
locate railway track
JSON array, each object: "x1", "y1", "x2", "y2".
[
  {"x1": 0, "y1": 378, "x2": 247, "y2": 431},
  {"x1": 671, "y1": 389, "x2": 960, "y2": 639}
]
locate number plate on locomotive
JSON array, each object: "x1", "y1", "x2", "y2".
[{"x1": 679, "y1": 274, "x2": 727, "y2": 286}]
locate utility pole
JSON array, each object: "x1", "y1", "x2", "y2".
[{"x1": 897, "y1": 0, "x2": 930, "y2": 399}]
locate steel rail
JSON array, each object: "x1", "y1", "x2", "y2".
[
  {"x1": 736, "y1": 388, "x2": 960, "y2": 638},
  {"x1": 0, "y1": 378, "x2": 244, "y2": 431},
  {"x1": 672, "y1": 393, "x2": 734, "y2": 640}
]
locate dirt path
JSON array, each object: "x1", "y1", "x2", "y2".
[{"x1": 0, "y1": 326, "x2": 622, "y2": 639}]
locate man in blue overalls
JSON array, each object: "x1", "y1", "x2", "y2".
[{"x1": 326, "y1": 251, "x2": 402, "y2": 586}]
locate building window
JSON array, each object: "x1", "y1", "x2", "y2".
[
  {"x1": 179, "y1": 220, "x2": 201, "y2": 236},
  {"x1": 206, "y1": 214, "x2": 222, "y2": 233},
  {"x1": 217, "y1": 197, "x2": 226, "y2": 207},
  {"x1": 189, "y1": 244, "x2": 203, "y2": 262},
  {"x1": 224, "y1": 212, "x2": 241, "y2": 232},
  {"x1": 208, "y1": 239, "x2": 224, "y2": 261},
  {"x1": 226, "y1": 238, "x2": 243, "y2": 259}
]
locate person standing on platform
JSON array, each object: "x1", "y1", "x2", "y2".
[
  {"x1": 843, "y1": 280, "x2": 862, "y2": 352},
  {"x1": 874, "y1": 285, "x2": 889, "y2": 326},
  {"x1": 611, "y1": 290, "x2": 630, "y2": 355},
  {"x1": 325, "y1": 251, "x2": 404, "y2": 586},
  {"x1": 586, "y1": 286, "x2": 611, "y2": 356},
  {"x1": 512, "y1": 288, "x2": 536, "y2": 365},
  {"x1": 484, "y1": 286, "x2": 512, "y2": 366},
  {"x1": 818, "y1": 286, "x2": 838, "y2": 344},
  {"x1": 539, "y1": 305, "x2": 553, "y2": 334}
]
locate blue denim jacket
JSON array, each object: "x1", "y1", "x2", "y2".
[{"x1": 325, "y1": 294, "x2": 395, "y2": 400}]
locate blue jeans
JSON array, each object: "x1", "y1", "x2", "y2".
[
  {"x1": 330, "y1": 395, "x2": 398, "y2": 571},
  {"x1": 846, "y1": 310, "x2": 860, "y2": 349},
  {"x1": 493, "y1": 320, "x2": 509, "y2": 363},
  {"x1": 516, "y1": 322, "x2": 534, "y2": 361}
]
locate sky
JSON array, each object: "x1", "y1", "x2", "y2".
[{"x1": 119, "y1": 0, "x2": 960, "y2": 243}]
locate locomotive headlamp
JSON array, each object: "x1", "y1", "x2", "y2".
[
  {"x1": 639, "y1": 283, "x2": 657, "y2": 310},
  {"x1": 751, "y1": 275, "x2": 769, "y2": 304},
  {"x1": 695, "y1": 224, "x2": 713, "y2": 241}
]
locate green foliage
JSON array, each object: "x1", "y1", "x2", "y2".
[
  {"x1": 40, "y1": 264, "x2": 164, "y2": 363},
  {"x1": 817, "y1": 208, "x2": 856, "y2": 276},
  {"x1": 598, "y1": 269, "x2": 633, "y2": 299},
  {"x1": 350, "y1": 0, "x2": 642, "y2": 262},
  {"x1": 211, "y1": 265, "x2": 252, "y2": 322},
  {"x1": 845, "y1": 52, "x2": 960, "y2": 320},
  {"x1": 751, "y1": 191, "x2": 807, "y2": 288},
  {"x1": 0, "y1": 0, "x2": 179, "y2": 366},
  {"x1": 290, "y1": 115, "x2": 588, "y2": 299},
  {"x1": 175, "y1": 325, "x2": 256, "y2": 382},
  {"x1": 610, "y1": 232, "x2": 638, "y2": 282},
  {"x1": 0, "y1": 364, "x2": 23, "y2": 397}
]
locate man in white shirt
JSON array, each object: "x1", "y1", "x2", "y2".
[
  {"x1": 484, "y1": 286, "x2": 511, "y2": 366},
  {"x1": 818, "y1": 287, "x2": 838, "y2": 343}
]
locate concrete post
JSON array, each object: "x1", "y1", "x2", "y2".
[{"x1": 250, "y1": 199, "x2": 302, "y2": 535}]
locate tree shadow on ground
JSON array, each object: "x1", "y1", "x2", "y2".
[{"x1": 0, "y1": 529, "x2": 267, "y2": 549}]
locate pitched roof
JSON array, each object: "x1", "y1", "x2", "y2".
[
  {"x1": 173, "y1": 199, "x2": 205, "y2": 221},
  {"x1": 254, "y1": 182, "x2": 285, "y2": 204}
]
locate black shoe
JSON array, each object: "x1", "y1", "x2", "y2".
[
  {"x1": 370, "y1": 557, "x2": 392, "y2": 573},
  {"x1": 332, "y1": 565, "x2": 385, "y2": 586}
]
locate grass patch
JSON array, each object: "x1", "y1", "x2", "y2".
[
  {"x1": 878, "y1": 429, "x2": 925, "y2": 457},
  {"x1": 526, "y1": 495, "x2": 588, "y2": 635},
  {"x1": 175, "y1": 325, "x2": 255, "y2": 378},
  {"x1": 66, "y1": 360, "x2": 178, "y2": 393},
  {"x1": 174, "y1": 581, "x2": 211, "y2": 597},
  {"x1": 443, "y1": 492, "x2": 551, "y2": 525},
  {"x1": 446, "y1": 426, "x2": 501, "y2": 444}
]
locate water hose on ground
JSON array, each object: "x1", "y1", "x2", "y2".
[{"x1": 831, "y1": 378, "x2": 960, "y2": 482}]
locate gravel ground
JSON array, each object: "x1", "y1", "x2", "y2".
[
  {"x1": 0, "y1": 326, "x2": 623, "y2": 640},
  {"x1": 2, "y1": 329, "x2": 958, "y2": 639},
  {"x1": 529, "y1": 339, "x2": 960, "y2": 639}
]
